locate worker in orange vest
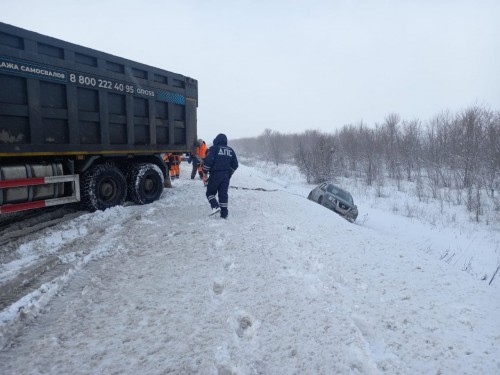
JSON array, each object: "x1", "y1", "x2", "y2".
[
  {"x1": 161, "y1": 153, "x2": 172, "y2": 187},
  {"x1": 162, "y1": 153, "x2": 178, "y2": 179},
  {"x1": 189, "y1": 139, "x2": 208, "y2": 179},
  {"x1": 164, "y1": 153, "x2": 181, "y2": 179}
]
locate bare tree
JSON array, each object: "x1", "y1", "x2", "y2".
[
  {"x1": 294, "y1": 130, "x2": 335, "y2": 183},
  {"x1": 336, "y1": 124, "x2": 360, "y2": 172},
  {"x1": 400, "y1": 119, "x2": 422, "y2": 181},
  {"x1": 424, "y1": 111, "x2": 455, "y2": 188},
  {"x1": 455, "y1": 107, "x2": 485, "y2": 190},
  {"x1": 295, "y1": 137, "x2": 314, "y2": 183},
  {"x1": 484, "y1": 113, "x2": 500, "y2": 198},
  {"x1": 358, "y1": 125, "x2": 380, "y2": 186},
  {"x1": 262, "y1": 129, "x2": 285, "y2": 166},
  {"x1": 382, "y1": 113, "x2": 402, "y2": 180}
]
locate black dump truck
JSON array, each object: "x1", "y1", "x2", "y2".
[{"x1": 0, "y1": 22, "x2": 198, "y2": 214}]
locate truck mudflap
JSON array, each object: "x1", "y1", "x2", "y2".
[{"x1": 0, "y1": 175, "x2": 80, "y2": 214}]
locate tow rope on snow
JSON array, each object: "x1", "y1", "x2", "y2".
[
  {"x1": 230, "y1": 186, "x2": 278, "y2": 192},
  {"x1": 489, "y1": 266, "x2": 500, "y2": 285}
]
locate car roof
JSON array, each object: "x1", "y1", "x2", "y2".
[{"x1": 327, "y1": 183, "x2": 347, "y2": 192}]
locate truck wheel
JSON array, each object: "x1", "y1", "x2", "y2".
[
  {"x1": 81, "y1": 164, "x2": 127, "y2": 211},
  {"x1": 127, "y1": 163, "x2": 164, "y2": 205}
]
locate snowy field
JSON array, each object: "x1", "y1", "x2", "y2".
[{"x1": 0, "y1": 161, "x2": 499, "y2": 374}]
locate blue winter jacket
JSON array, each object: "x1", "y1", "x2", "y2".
[{"x1": 202, "y1": 134, "x2": 238, "y2": 175}]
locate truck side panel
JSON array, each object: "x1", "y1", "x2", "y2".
[{"x1": 0, "y1": 22, "x2": 198, "y2": 156}]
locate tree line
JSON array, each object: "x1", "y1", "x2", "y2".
[{"x1": 231, "y1": 105, "x2": 500, "y2": 222}]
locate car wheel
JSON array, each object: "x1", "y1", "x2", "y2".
[
  {"x1": 307, "y1": 192, "x2": 312, "y2": 200},
  {"x1": 318, "y1": 196, "x2": 323, "y2": 205}
]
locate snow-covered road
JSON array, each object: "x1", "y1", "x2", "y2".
[{"x1": 0, "y1": 164, "x2": 499, "y2": 374}]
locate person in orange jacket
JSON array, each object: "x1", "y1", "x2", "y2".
[
  {"x1": 189, "y1": 139, "x2": 208, "y2": 179},
  {"x1": 162, "y1": 152, "x2": 170, "y2": 170},
  {"x1": 169, "y1": 153, "x2": 181, "y2": 179},
  {"x1": 162, "y1": 153, "x2": 181, "y2": 179},
  {"x1": 162, "y1": 153, "x2": 172, "y2": 187}
]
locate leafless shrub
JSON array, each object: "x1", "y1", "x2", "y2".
[
  {"x1": 375, "y1": 175, "x2": 387, "y2": 198},
  {"x1": 426, "y1": 165, "x2": 441, "y2": 199},
  {"x1": 262, "y1": 129, "x2": 285, "y2": 166},
  {"x1": 415, "y1": 175, "x2": 425, "y2": 202},
  {"x1": 491, "y1": 194, "x2": 500, "y2": 211},
  {"x1": 438, "y1": 192, "x2": 445, "y2": 214},
  {"x1": 404, "y1": 202, "x2": 415, "y2": 218},
  {"x1": 294, "y1": 130, "x2": 335, "y2": 183},
  {"x1": 455, "y1": 188, "x2": 464, "y2": 206},
  {"x1": 428, "y1": 213, "x2": 437, "y2": 226},
  {"x1": 376, "y1": 185, "x2": 387, "y2": 198}
]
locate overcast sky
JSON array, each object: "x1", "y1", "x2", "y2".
[{"x1": 2, "y1": 0, "x2": 499, "y2": 142}]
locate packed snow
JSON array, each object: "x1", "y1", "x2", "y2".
[{"x1": 0, "y1": 161, "x2": 499, "y2": 374}]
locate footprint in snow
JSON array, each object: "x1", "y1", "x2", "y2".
[
  {"x1": 212, "y1": 280, "x2": 224, "y2": 295},
  {"x1": 236, "y1": 315, "x2": 253, "y2": 338}
]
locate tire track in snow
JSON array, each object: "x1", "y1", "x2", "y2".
[{"x1": 0, "y1": 205, "x2": 152, "y2": 349}]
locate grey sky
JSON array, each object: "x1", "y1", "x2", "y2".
[{"x1": 2, "y1": 0, "x2": 499, "y2": 141}]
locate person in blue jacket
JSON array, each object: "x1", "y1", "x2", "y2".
[{"x1": 202, "y1": 133, "x2": 239, "y2": 219}]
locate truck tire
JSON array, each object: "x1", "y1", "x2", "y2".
[
  {"x1": 81, "y1": 164, "x2": 127, "y2": 211},
  {"x1": 127, "y1": 163, "x2": 164, "y2": 205}
]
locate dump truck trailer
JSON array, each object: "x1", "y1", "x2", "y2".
[{"x1": 0, "y1": 22, "x2": 198, "y2": 214}]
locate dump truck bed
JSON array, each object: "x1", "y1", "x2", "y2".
[{"x1": 0, "y1": 22, "x2": 198, "y2": 157}]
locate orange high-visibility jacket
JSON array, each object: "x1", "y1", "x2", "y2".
[
  {"x1": 196, "y1": 142, "x2": 207, "y2": 162},
  {"x1": 172, "y1": 154, "x2": 181, "y2": 165},
  {"x1": 163, "y1": 153, "x2": 181, "y2": 164}
]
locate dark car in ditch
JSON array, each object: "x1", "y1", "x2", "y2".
[{"x1": 308, "y1": 182, "x2": 358, "y2": 222}]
